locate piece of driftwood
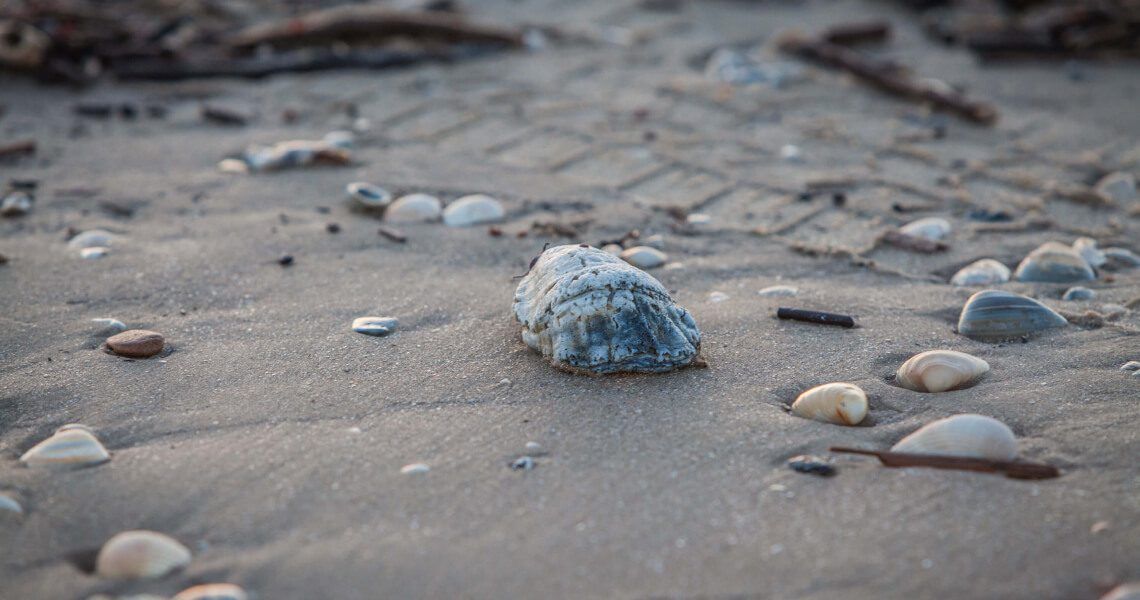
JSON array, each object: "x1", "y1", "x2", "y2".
[
  {"x1": 377, "y1": 225, "x2": 408, "y2": 243},
  {"x1": 778, "y1": 32, "x2": 998, "y2": 125},
  {"x1": 0, "y1": 139, "x2": 36, "y2": 158},
  {"x1": 112, "y1": 47, "x2": 471, "y2": 80},
  {"x1": 777, "y1": 307, "x2": 856, "y2": 328},
  {"x1": 822, "y1": 20, "x2": 892, "y2": 46},
  {"x1": 830, "y1": 446, "x2": 1061, "y2": 480}
]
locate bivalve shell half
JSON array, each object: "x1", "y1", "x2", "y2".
[
  {"x1": 899, "y1": 217, "x2": 951, "y2": 241},
  {"x1": 0, "y1": 492, "x2": 23, "y2": 515},
  {"x1": 96, "y1": 530, "x2": 191, "y2": 580},
  {"x1": 1014, "y1": 241, "x2": 1095, "y2": 283},
  {"x1": 385, "y1": 194, "x2": 441, "y2": 223},
  {"x1": 620, "y1": 246, "x2": 667, "y2": 269},
  {"x1": 19, "y1": 428, "x2": 110, "y2": 469},
  {"x1": 1101, "y1": 582, "x2": 1140, "y2": 600},
  {"x1": 68, "y1": 229, "x2": 116, "y2": 249},
  {"x1": 790, "y1": 382, "x2": 868, "y2": 426},
  {"x1": 172, "y1": 583, "x2": 248, "y2": 600},
  {"x1": 949, "y1": 259, "x2": 1010, "y2": 287},
  {"x1": 346, "y1": 182, "x2": 392, "y2": 209},
  {"x1": 891, "y1": 414, "x2": 1017, "y2": 461},
  {"x1": 352, "y1": 316, "x2": 398, "y2": 336},
  {"x1": 957, "y1": 290, "x2": 1068, "y2": 342},
  {"x1": 895, "y1": 350, "x2": 989, "y2": 393},
  {"x1": 442, "y1": 194, "x2": 504, "y2": 227}
]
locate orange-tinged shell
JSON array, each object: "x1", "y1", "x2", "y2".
[
  {"x1": 896, "y1": 350, "x2": 989, "y2": 393},
  {"x1": 790, "y1": 382, "x2": 868, "y2": 426},
  {"x1": 95, "y1": 530, "x2": 191, "y2": 580},
  {"x1": 172, "y1": 583, "x2": 249, "y2": 600},
  {"x1": 891, "y1": 414, "x2": 1017, "y2": 461}
]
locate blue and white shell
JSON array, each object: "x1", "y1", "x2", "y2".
[{"x1": 512, "y1": 245, "x2": 701, "y2": 374}]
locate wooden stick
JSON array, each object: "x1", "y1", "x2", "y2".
[
  {"x1": 777, "y1": 307, "x2": 856, "y2": 328},
  {"x1": 830, "y1": 446, "x2": 1060, "y2": 480},
  {"x1": 0, "y1": 139, "x2": 36, "y2": 158},
  {"x1": 822, "y1": 20, "x2": 891, "y2": 46}
]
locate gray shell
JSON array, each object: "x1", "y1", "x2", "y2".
[
  {"x1": 957, "y1": 289, "x2": 1068, "y2": 341},
  {"x1": 512, "y1": 245, "x2": 701, "y2": 374}
]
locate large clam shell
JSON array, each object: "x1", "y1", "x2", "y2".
[
  {"x1": 1014, "y1": 241, "x2": 1095, "y2": 283},
  {"x1": 891, "y1": 414, "x2": 1017, "y2": 461},
  {"x1": 96, "y1": 530, "x2": 191, "y2": 580},
  {"x1": 790, "y1": 382, "x2": 868, "y2": 426},
  {"x1": 895, "y1": 350, "x2": 989, "y2": 393},
  {"x1": 19, "y1": 428, "x2": 110, "y2": 469},
  {"x1": 957, "y1": 290, "x2": 1068, "y2": 341},
  {"x1": 949, "y1": 259, "x2": 1010, "y2": 287},
  {"x1": 512, "y1": 244, "x2": 700, "y2": 374}
]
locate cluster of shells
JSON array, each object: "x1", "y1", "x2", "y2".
[{"x1": 346, "y1": 181, "x2": 504, "y2": 227}]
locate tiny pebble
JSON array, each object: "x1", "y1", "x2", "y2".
[
  {"x1": 510, "y1": 456, "x2": 535, "y2": 470},
  {"x1": 686, "y1": 213, "x2": 711, "y2": 225},
  {"x1": 326, "y1": 223, "x2": 341, "y2": 233},
  {"x1": 401, "y1": 463, "x2": 430, "y2": 475},
  {"x1": 1062, "y1": 286, "x2": 1096, "y2": 301},
  {"x1": 779, "y1": 144, "x2": 802, "y2": 162},
  {"x1": 278, "y1": 255, "x2": 294, "y2": 266},
  {"x1": 352, "y1": 316, "x2": 398, "y2": 337},
  {"x1": 524, "y1": 441, "x2": 542, "y2": 453},
  {"x1": 787, "y1": 455, "x2": 836, "y2": 477},
  {"x1": 106, "y1": 329, "x2": 165, "y2": 358},
  {"x1": 620, "y1": 246, "x2": 667, "y2": 269}
]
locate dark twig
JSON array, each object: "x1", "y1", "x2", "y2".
[
  {"x1": 777, "y1": 307, "x2": 856, "y2": 328},
  {"x1": 830, "y1": 446, "x2": 1060, "y2": 480},
  {"x1": 0, "y1": 139, "x2": 36, "y2": 158},
  {"x1": 822, "y1": 20, "x2": 892, "y2": 46},
  {"x1": 378, "y1": 225, "x2": 408, "y2": 243}
]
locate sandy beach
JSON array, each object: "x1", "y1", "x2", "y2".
[{"x1": 2, "y1": 1, "x2": 1139, "y2": 598}]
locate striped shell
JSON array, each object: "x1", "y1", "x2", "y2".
[
  {"x1": 1014, "y1": 241, "x2": 1095, "y2": 283},
  {"x1": 957, "y1": 290, "x2": 1068, "y2": 341},
  {"x1": 512, "y1": 244, "x2": 700, "y2": 374},
  {"x1": 895, "y1": 350, "x2": 989, "y2": 393},
  {"x1": 790, "y1": 382, "x2": 868, "y2": 426},
  {"x1": 19, "y1": 428, "x2": 110, "y2": 469},
  {"x1": 96, "y1": 530, "x2": 191, "y2": 580},
  {"x1": 891, "y1": 414, "x2": 1017, "y2": 461}
]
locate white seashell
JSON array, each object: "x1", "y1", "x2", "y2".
[
  {"x1": 172, "y1": 583, "x2": 248, "y2": 600},
  {"x1": 1101, "y1": 583, "x2": 1140, "y2": 600},
  {"x1": 385, "y1": 193, "x2": 442, "y2": 223},
  {"x1": 242, "y1": 139, "x2": 350, "y2": 172},
  {"x1": 601, "y1": 243, "x2": 623, "y2": 255},
  {"x1": 19, "y1": 428, "x2": 110, "y2": 469},
  {"x1": 346, "y1": 182, "x2": 391, "y2": 209},
  {"x1": 96, "y1": 530, "x2": 191, "y2": 580},
  {"x1": 92, "y1": 318, "x2": 127, "y2": 335},
  {"x1": 0, "y1": 492, "x2": 23, "y2": 515},
  {"x1": 899, "y1": 217, "x2": 951, "y2": 241},
  {"x1": 1072, "y1": 237, "x2": 1107, "y2": 268},
  {"x1": 352, "y1": 316, "x2": 398, "y2": 336},
  {"x1": 620, "y1": 245, "x2": 667, "y2": 269},
  {"x1": 790, "y1": 382, "x2": 868, "y2": 426},
  {"x1": 1105, "y1": 247, "x2": 1140, "y2": 267},
  {"x1": 1120, "y1": 361, "x2": 1140, "y2": 372},
  {"x1": 0, "y1": 191, "x2": 33, "y2": 217},
  {"x1": 1094, "y1": 171, "x2": 1137, "y2": 203},
  {"x1": 686, "y1": 213, "x2": 712, "y2": 225},
  {"x1": 758, "y1": 285, "x2": 798, "y2": 297},
  {"x1": 708, "y1": 291, "x2": 729, "y2": 303},
  {"x1": 401, "y1": 463, "x2": 430, "y2": 475},
  {"x1": 80, "y1": 247, "x2": 110, "y2": 259},
  {"x1": 513, "y1": 244, "x2": 700, "y2": 374},
  {"x1": 217, "y1": 158, "x2": 249, "y2": 174},
  {"x1": 642, "y1": 234, "x2": 665, "y2": 249},
  {"x1": 779, "y1": 144, "x2": 802, "y2": 162},
  {"x1": 442, "y1": 194, "x2": 504, "y2": 227},
  {"x1": 68, "y1": 229, "x2": 116, "y2": 249},
  {"x1": 950, "y1": 259, "x2": 1010, "y2": 286},
  {"x1": 891, "y1": 414, "x2": 1017, "y2": 461},
  {"x1": 1014, "y1": 241, "x2": 1095, "y2": 283},
  {"x1": 895, "y1": 350, "x2": 989, "y2": 393}
]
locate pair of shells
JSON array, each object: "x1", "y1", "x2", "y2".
[
  {"x1": 96, "y1": 530, "x2": 191, "y2": 580},
  {"x1": 1014, "y1": 241, "x2": 1095, "y2": 283},
  {"x1": 20, "y1": 425, "x2": 109, "y2": 469},
  {"x1": 791, "y1": 383, "x2": 868, "y2": 426},
  {"x1": 958, "y1": 290, "x2": 1067, "y2": 342},
  {"x1": 892, "y1": 414, "x2": 1018, "y2": 461},
  {"x1": 896, "y1": 350, "x2": 989, "y2": 393},
  {"x1": 512, "y1": 244, "x2": 700, "y2": 374}
]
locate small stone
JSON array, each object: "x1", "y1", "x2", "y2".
[
  {"x1": 278, "y1": 254, "x2": 294, "y2": 266},
  {"x1": 68, "y1": 229, "x2": 116, "y2": 249},
  {"x1": 80, "y1": 247, "x2": 109, "y2": 260},
  {"x1": 1062, "y1": 286, "x2": 1096, "y2": 301},
  {"x1": 326, "y1": 223, "x2": 341, "y2": 233},
  {"x1": 92, "y1": 318, "x2": 127, "y2": 335},
  {"x1": 106, "y1": 329, "x2": 165, "y2": 358},
  {"x1": 1120, "y1": 361, "x2": 1140, "y2": 372},
  {"x1": 601, "y1": 243, "x2": 623, "y2": 255},
  {"x1": 442, "y1": 194, "x2": 504, "y2": 227},
  {"x1": 786, "y1": 455, "x2": 836, "y2": 476},
  {"x1": 386, "y1": 194, "x2": 442, "y2": 223},
  {"x1": 708, "y1": 291, "x2": 730, "y2": 303},
  {"x1": 400, "y1": 463, "x2": 430, "y2": 475},
  {"x1": 779, "y1": 144, "x2": 802, "y2": 162},
  {"x1": 0, "y1": 492, "x2": 23, "y2": 515},
  {"x1": 0, "y1": 191, "x2": 33, "y2": 217},
  {"x1": 510, "y1": 456, "x2": 535, "y2": 470},
  {"x1": 758, "y1": 285, "x2": 798, "y2": 298},
  {"x1": 899, "y1": 217, "x2": 951, "y2": 241},
  {"x1": 346, "y1": 182, "x2": 392, "y2": 209},
  {"x1": 524, "y1": 441, "x2": 543, "y2": 453},
  {"x1": 352, "y1": 316, "x2": 398, "y2": 337},
  {"x1": 619, "y1": 246, "x2": 667, "y2": 269},
  {"x1": 1094, "y1": 171, "x2": 1137, "y2": 203}
]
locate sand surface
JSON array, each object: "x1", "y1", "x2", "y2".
[{"x1": 2, "y1": 1, "x2": 1139, "y2": 598}]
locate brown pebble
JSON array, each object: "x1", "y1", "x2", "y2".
[{"x1": 106, "y1": 330, "x2": 165, "y2": 358}]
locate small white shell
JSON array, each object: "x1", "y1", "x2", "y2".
[
  {"x1": 620, "y1": 246, "x2": 667, "y2": 269},
  {"x1": 96, "y1": 530, "x2": 192, "y2": 580},
  {"x1": 899, "y1": 217, "x2": 951, "y2": 241},
  {"x1": 401, "y1": 463, "x2": 430, "y2": 474},
  {"x1": 217, "y1": 158, "x2": 249, "y2": 174},
  {"x1": 68, "y1": 229, "x2": 116, "y2": 249},
  {"x1": 1094, "y1": 171, "x2": 1137, "y2": 203},
  {"x1": 352, "y1": 316, "x2": 398, "y2": 336},
  {"x1": 758, "y1": 285, "x2": 798, "y2": 297},
  {"x1": 56, "y1": 423, "x2": 95, "y2": 435},
  {"x1": 172, "y1": 583, "x2": 248, "y2": 600},
  {"x1": 642, "y1": 234, "x2": 665, "y2": 249},
  {"x1": 949, "y1": 259, "x2": 1010, "y2": 286},
  {"x1": 1072, "y1": 237, "x2": 1106, "y2": 268},
  {"x1": 442, "y1": 194, "x2": 504, "y2": 227},
  {"x1": 346, "y1": 182, "x2": 392, "y2": 208},
  {"x1": 895, "y1": 350, "x2": 989, "y2": 393},
  {"x1": 80, "y1": 247, "x2": 110, "y2": 259},
  {"x1": 385, "y1": 193, "x2": 442, "y2": 223},
  {"x1": 0, "y1": 492, "x2": 23, "y2": 515},
  {"x1": 790, "y1": 382, "x2": 868, "y2": 426},
  {"x1": 891, "y1": 414, "x2": 1017, "y2": 461},
  {"x1": 92, "y1": 318, "x2": 127, "y2": 335},
  {"x1": 19, "y1": 428, "x2": 110, "y2": 469}
]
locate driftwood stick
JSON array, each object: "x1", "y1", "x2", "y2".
[
  {"x1": 830, "y1": 446, "x2": 1060, "y2": 480},
  {"x1": 777, "y1": 307, "x2": 856, "y2": 328},
  {"x1": 778, "y1": 32, "x2": 998, "y2": 125},
  {"x1": 0, "y1": 139, "x2": 36, "y2": 158},
  {"x1": 822, "y1": 20, "x2": 892, "y2": 46}
]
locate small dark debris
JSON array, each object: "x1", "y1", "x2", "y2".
[
  {"x1": 787, "y1": 455, "x2": 836, "y2": 477},
  {"x1": 966, "y1": 208, "x2": 1013, "y2": 222},
  {"x1": 326, "y1": 223, "x2": 341, "y2": 234},
  {"x1": 0, "y1": 253, "x2": 8, "y2": 265},
  {"x1": 315, "y1": 206, "x2": 331, "y2": 214},
  {"x1": 488, "y1": 226, "x2": 503, "y2": 237},
  {"x1": 201, "y1": 104, "x2": 251, "y2": 126},
  {"x1": 510, "y1": 456, "x2": 536, "y2": 471},
  {"x1": 831, "y1": 192, "x2": 846, "y2": 206},
  {"x1": 797, "y1": 192, "x2": 813, "y2": 202},
  {"x1": 278, "y1": 255, "x2": 294, "y2": 266},
  {"x1": 777, "y1": 307, "x2": 856, "y2": 328}
]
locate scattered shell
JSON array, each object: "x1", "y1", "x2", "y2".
[
  {"x1": 106, "y1": 329, "x2": 165, "y2": 358},
  {"x1": 786, "y1": 455, "x2": 836, "y2": 477},
  {"x1": 1062, "y1": 286, "x2": 1095, "y2": 301},
  {"x1": 895, "y1": 350, "x2": 989, "y2": 393},
  {"x1": 513, "y1": 244, "x2": 700, "y2": 374},
  {"x1": 708, "y1": 291, "x2": 730, "y2": 303},
  {"x1": 400, "y1": 463, "x2": 430, "y2": 475},
  {"x1": 524, "y1": 441, "x2": 543, "y2": 453},
  {"x1": 779, "y1": 144, "x2": 802, "y2": 162},
  {"x1": 790, "y1": 382, "x2": 868, "y2": 426},
  {"x1": 1101, "y1": 583, "x2": 1140, "y2": 600},
  {"x1": 346, "y1": 182, "x2": 392, "y2": 209},
  {"x1": 92, "y1": 318, "x2": 127, "y2": 335},
  {"x1": 899, "y1": 217, "x2": 951, "y2": 241},
  {"x1": 352, "y1": 316, "x2": 398, "y2": 336},
  {"x1": 0, "y1": 191, "x2": 33, "y2": 217},
  {"x1": 620, "y1": 245, "x2": 667, "y2": 269},
  {"x1": 96, "y1": 530, "x2": 191, "y2": 580},
  {"x1": 241, "y1": 138, "x2": 351, "y2": 172},
  {"x1": 1072, "y1": 237, "x2": 1106, "y2": 268},
  {"x1": 69, "y1": 229, "x2": 116, "y2": 249},
  {"x1": 1105, "y1": 247, "x2": 1140, "y2": 268},
  {"x1": 758, "y1": 285, "x2": 798, "y2": 297},
  {"x1": 686, "y1": 213, "x2": 712, "y2": 226},
  {"x1": 218, "y1": 158, "x2": 250, "y2": 174},
  {"x1": 19, "y1": 428, "x2": 110, "y2": 469},
  {"x1": 80, "y1": 247, "x2": 109, "y2": 259},
  {"x1": 172, "y1": 583, "x2": 249, "y2": 600},
  {"x1": 601, "y1": 243, "x2": 623, "y2": 255},
  {"x1": 1014, "y1": 241, "x2": 1095, "y2": 283},
  {"x1": 891, "y1": 414, "x2": 1017, "y2": 461},
  {"x1": 510, "y1": 456, "x2": 535, "y2": 470},
  {"x1": 957, "y1": 290, "x2": 1068, "y2": 341},
  {"x1": 949, "y1": 259, "x2": 1011, "y2": 286},
  {"x1": 442, "y1": 194, "x2": 504, "y2": 227},
  {"x1": 1094, "y1": 171, "x2": 1137, "y2": 203},
  {"x1": 0, "y1": 493, "x2": 23, "y2": 515},
  {"x1": 705, "y1": 48, "x2": 802, "y2": 88},
  {"x1": 1121, "y1": 361, "x2": 1140, "y2": 372},
  {"x1": 384, "y1": 193, "x2": 441, "y2": 223},
  {"x1": 56, "y1": 423, "x2": 95, "y2": 435},
  {"x1": 642, "y1": 234, "x2": 665, "y2": 249}
]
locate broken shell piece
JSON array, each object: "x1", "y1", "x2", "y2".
[
  {"x1": 401, "y1": 463, "x2": 430, "y2": 475},
  {"x1": 96, "y1": 530, "x2": 191, "y2": 580},
  {"x1": 385, "y1": 194, "x2": 441, "y2": 223},
  {"x1": 957, "y1": 290, "x2": 1068, "y2": 341},
  {"x1": 513, "y1": 244, "x2": 700, "y2": 374},
  {"x1": 1101, "y1": 583, "x2": 1140, "y2": 600},
  {"x1": 0, "y1": 191, "x2": 33, "y2": 217},
  {"x1": 1062, "y1": 286, "x2": 1095, "y2": 301},
  {"x1": 68, "y1": 229, "x2": 116, "y2": 249},
  {"x1": 80, "y1": 247, "x2": 109, "y2": 259},
  {"x1": 56, "y1": 423, "x2": 95, "y2": 435},
  {"x1": 891, "y1": 414, "x2": 1017, "y2": 461},
  {"x1": 950, "y1": 259, "x2": 1010, "y2": 286},
  {"x1": 92, "y1": 318, "x2": 127, "y2": 335},
  {"x1": 1094, "y1": 171, "x2": 1137, "y2": 203},
  {"x1": 790, "y1": 382, "x2": 868, "y2": 426},
  {"x1": 620, "y1": 246, "x2": 667, "y2": 269},
  {"x1": 172, "y1": 583, "x2": 249, "y2": 600},
  {"x1": 0, "y1": 492, "x2": 23, "y2": 515},
  {"x1": 787, "y1": 455, "x2": 836, "y2": 476},
  {"x1": 1072, "y1": 237, "x2": 1106, "y2": 268},
  {"x1": 1014, "y1": 241, "x2": 1095, "y2": 283},
  {"x1": 1121, "y1": 361, "x2": 1140, "y2": 372},
  {"x1": 346, "y1": 182, "x2": 391, "y2": 209},
  {"x1": 19, "y1": 428, "x2": 110, "y2": 469},
  {"x1": 352, "y1": 316, "x2": 398, "y2": 336},
  {"x1": 106, "y1": 329, "x2": 165, "y2": 358},
  {"x1": 443, "y1": 194, "x2": 504, "y2": 227},
  {"x1": 895, "y1": 350, "x2": 989, "y2": 393},
  {"x1": 899, "y1": 217, "x2": 951, "y2": 241},
  {"x1": 758, "y1": 285, "x2": 798, "y2": 297},
  {"x1": 241, "y1": 138, "x2": 351, "y2": 172}
]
